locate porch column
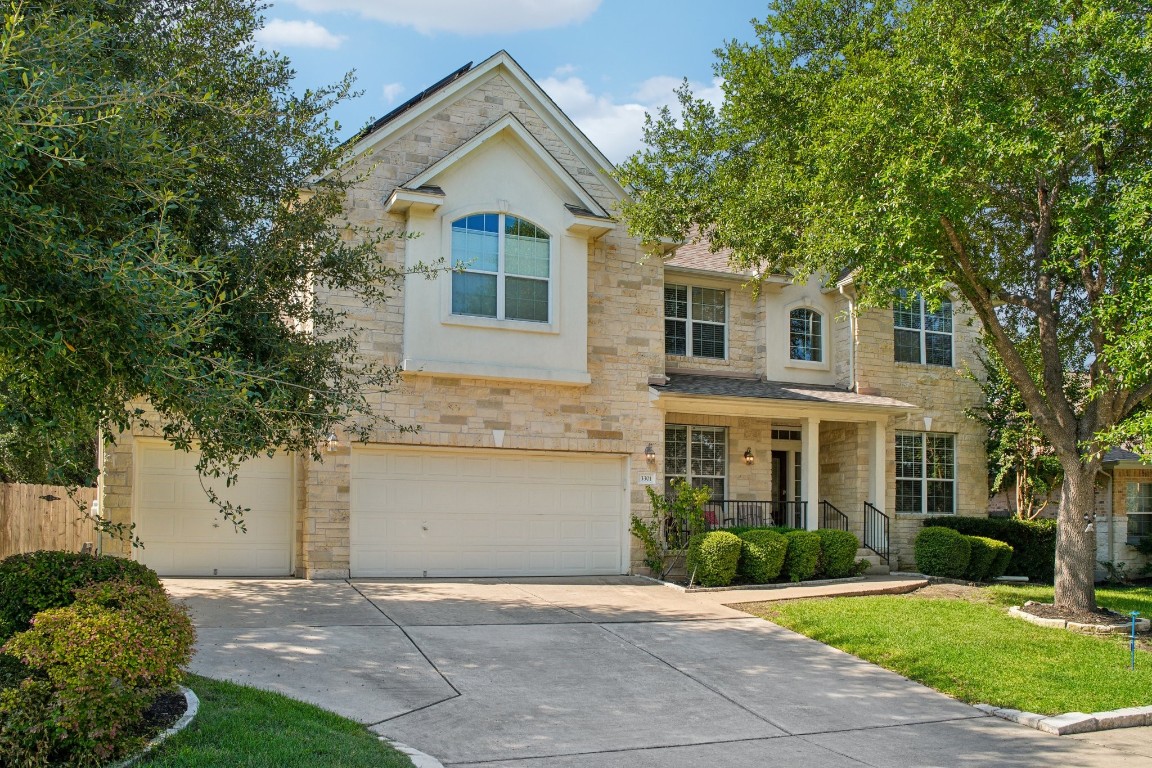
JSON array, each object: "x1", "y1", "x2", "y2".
[
  {"x1": 802, "y1": 417, "x2": 820, "y2": 530},
  {"x1": 870, "y1": 418, "x2": 887, "y2": 509}
]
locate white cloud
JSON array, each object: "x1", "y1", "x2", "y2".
[
  {"x1": 552, "y1": 64, "x2": 577, "y2": 77},
  {"x1": 286, "y1": 0, "x2": 600, "y2": 35},
  {"x1": 539, "y1": 75, "x2": 725, "y2": 163},
  {"x1": 255, "y1": 18, "x2": 345, "y2": 49},
  {"x1": 382, "y1": 82, "x2": 405, "y2": 104}
]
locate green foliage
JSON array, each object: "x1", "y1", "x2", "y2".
[
  {"x1": 986, "y1": 539, "x2": 1015, "y2": 580},
  {"x1": 0, "y1": 551, "x2": 161, "y2": 641},
  {"x1": 616, "y1": 0, "x2": 1152, "y2": 611},
  {"x1": 782, "y1": 530, "x2": 821, "y2": 583},
  {"x1": 736, "y1": 529, "x2": 788, "y2": 583},
  {"x1": 915, "y1": 527, "x2": 972, "y2": 578},
  {"x1": 0, "y1": 579, "x2": 194, "y2": 766},
  {"x1": 924, "y1": 516, "x2": 1056, "y2": 582},
  {"x1": 0, "y1": 0, "x2": 427, "y2": 519},
  {"x1": 686, "y1": 531, "x2": 742, "y2": 587},
  {"x1": 633, "y1": 481, "x2": 713, "y2": 579},
  {"x1": 629, "y1": 512, "x2": 665, "y2": 575},
  {"x1": 964, "y1": 536, "x2": 999, "y2": 582},
  {"x1": 814, "y1": 529, "x2": 860, "y2": 579}
]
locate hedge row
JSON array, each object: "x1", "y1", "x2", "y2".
[
  {"x1": 922, "y1": 516, "x2": 1055, "y2": 582},
  {"x1": 0, "y1": 552, "x2": 193, "y2": 766},
  {"x1": 687, "y1": 527, "x2": 864, "y2": 587},
  {"x1": 914, "y1": 527, "x2": 1014, "y2": 581}
]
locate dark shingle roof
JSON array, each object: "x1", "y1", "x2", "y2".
[
  {"x1": 657, "y1": 373, "x2": 916, "y2": 409},
  {"x1": 665, "y1": 240, "x2": 748, "y2": 276},
  {"x1": 1103, "y1": 447, "x2": 1143, "y2": 464},
  {"x1": 351, "y1": 61, "x2": 473, "y2": 145}
]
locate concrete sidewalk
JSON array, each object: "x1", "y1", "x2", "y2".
[{"x1": 168, "y1": 576, "x2": 1152, "y2": 768}]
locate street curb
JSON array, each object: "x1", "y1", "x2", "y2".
[
  {"x1": 382, "y1": 738, "x2": 446, "y2": 768},
  {"x1": 975, "y1": 702, "x2": 1152, "y2": 735},
  {"x1": 650, "y1": 575, "x2": 869, "y2": 593}
]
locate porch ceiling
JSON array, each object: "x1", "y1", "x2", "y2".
[{"x1": 653, "y1": 373, "x2": 917, "y2": 419}]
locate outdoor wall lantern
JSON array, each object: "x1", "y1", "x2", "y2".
[
  {"x1": 644, "y1": 444, "x2": 657, "y2": 465},
  {"x1": 325, "y1": 432, "x2": 339, "y2": 453},
  {"x1": 743, "y1": 448, "x2": 756, "y2": 466}
]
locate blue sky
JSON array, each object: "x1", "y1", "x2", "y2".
[{"x1": 256, "y1": 1, "x2": 770, "y2": 163}]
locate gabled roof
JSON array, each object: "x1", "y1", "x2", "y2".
[
  {"x1": 340, "y1": 50, "x2": 628, "y2": 205},
  {"x1": 656, "y1": 373, "x2": 916, "y2": 410},
  {"x1": 666, "y1": 240, "x2": 749, "y2": 276}
]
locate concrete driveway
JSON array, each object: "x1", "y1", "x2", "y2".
[{"x1": 168, "y1": 576, "x2": 1152, "y2": 768}]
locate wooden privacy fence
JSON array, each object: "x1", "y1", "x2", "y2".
[{"x1": 0, "y1": 484, "x2": 99, "y2": 559}]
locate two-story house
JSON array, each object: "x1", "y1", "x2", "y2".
[{"x1": 98, "y1": 51, "x2": 989, "y2": 578}]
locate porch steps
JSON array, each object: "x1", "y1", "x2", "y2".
[{"x1": 856, "y1": 548, "x2": 890, "y2": 575}]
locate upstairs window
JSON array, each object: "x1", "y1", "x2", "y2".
[
  {"x1": 451, "y1": 214, "x2": 550, "y2": 323},
  {"x1": 894, "y1": 291, "x2": 952, "y2": 366},
  {"x1": 789, "y1": 308, "x2": 823, "y2": 362},
  {"x1": 665, "y1": 284, "x2": 726, "y2": 359}
]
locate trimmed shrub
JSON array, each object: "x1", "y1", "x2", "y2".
[
  {"x1": 985, "y1": 539, "x2": 1014, "y2": 579},
  {"x1": 915, "y1": 527, "x2": 972, "y2": 578},
  {"x1": 922, "y1": 516, "x2": 1056, "y2": 582},
  {"x1": 0, "y1": 551, "x2": 162, "y2": 641},
  {"x1": 737, "y1": 530, "x2": 788, "y2": 583},
  {"x1": 0, "y1": 580, "x2": 194, "y2": 766},
  {"x1": 686, "y1": 531, "x2": 742, "y2": 587},
  {"x1": 964, "y1": 536, "x2": 998, "y2": 581},
  {"x1": 782, "y1": 531, "x2": 821, "y2": 582},
  {"x1": 815, "y1": 529, "x2": 860, "y2": 578}
]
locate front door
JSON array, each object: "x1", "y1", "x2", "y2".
[{"x1": 771, "y1": 450, "x2": 789, "y2": 504}]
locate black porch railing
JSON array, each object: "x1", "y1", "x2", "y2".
[
  {"x1": 819, "y1": 500, "x2": 849, "y2": 531},
  {"x1": 700, "y1": 499, "x2": 808, "y2": 531},
  {"x1": 863, "y1": 501, "x2": 890, "y2": 563}
]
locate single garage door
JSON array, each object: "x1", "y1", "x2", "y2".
[
  {"x1": 134, "y1": 441, "x2": 293, "y2": 576},
  {"x1": 350, "y1": 447, "x2": 627, "y2": 577}
]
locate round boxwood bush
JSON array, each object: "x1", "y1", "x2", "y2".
[
  {"x1": 782, "y1": 530, "x2": 821, "y2": 582},
  {"x1": 686, "y1": 531, "x2": 742, "y2": 587},
  {"x1": 985, "y1": 539, "x2": 1014, "y2": 579},
  {"x1": 737, "y1": 529, "x2": 788, "y2": 583},
  {"x1": 964, "y1": 535, "x2": 1001, "y2": 581},
  {"x1": 0, "y1": 579, "x2": 194, "y2": 766},
  {"x1": 914, "y1": 527, "x2": 972, "y2": 578},
  {"x1": 815, "y1": 529, "x2": 860, "y2": 578},
  {"x1": 0, "y1": 551, "x2": 161, "y2": 641}
]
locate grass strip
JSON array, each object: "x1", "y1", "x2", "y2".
[
  {"x1": 140, "y1": 674, "x2": 413, "y2": 768},
  {"x1": 745, "y1": 588, "x2": 1152, "y2": 716}
]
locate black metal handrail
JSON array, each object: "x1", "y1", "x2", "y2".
[
  {"x1": 700, "y1": 499, "x2": 808, "y2": 531},
  {"x1": 863, "y1": 501, "x2": 890, "y2": 563},
  {"x1": 819, "y1": 500, "x2": 849, "y2": 531}
]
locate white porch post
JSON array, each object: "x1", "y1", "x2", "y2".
[
  {"x1": 870, "y1": 418, "x2": 887, "y2": 509},
  {"x1": 802, "y1": 417, "x2": 820, "y2": 530}
]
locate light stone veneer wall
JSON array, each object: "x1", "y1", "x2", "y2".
[
  {"x1": 303, "y1": 72, "x2": 665, "y2": 577},
  {"x1": 1099, "y1": 467, "x2": 1152, "y2": 578},
  {"x1": 853, "y1": 300, "x2": 989, "y2": 568}
]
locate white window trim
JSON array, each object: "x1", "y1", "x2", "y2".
[
  {"x1": 441, "y1": 211, "x2": 558, "y2": 333},
  {"x1": 894, "y1": 293, "x2": 954, "y2": 367},
  {"x1": 664, "y1": 283, "x2": 729, "y2": 360},
  {"x1": 1126, "y1": 482, "x2": 1152, "y2": 544},
  {"x1": 784, "y1": 302, "x2": 830, "y2": 371},
  {"x1": 665, "y1": 424, "x2": 728, "y2": 498},
  {"x1": 895, "y1": 430, "x2": 957, "y2": 515}
]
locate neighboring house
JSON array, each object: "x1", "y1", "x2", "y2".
[{"x1": 98, "y1": 51, "x2": 989, "y2": 578}]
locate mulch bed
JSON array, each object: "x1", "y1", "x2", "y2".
[
  {"x1": 1020, "y1": 601, "x2": 1130, "y2": 626},
  {"x1": 128, "y1": 688, "x2": 188, "y2": 740}
]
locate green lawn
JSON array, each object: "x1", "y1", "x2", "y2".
[
  {"x1": 985, "y1": 583, "x2": 1152, "y2": 617},
  {"x1": 744, "y1": 586, "x2": 1152, "y2": 716},
  {"x1": 141, "y1": 675, "x2": 413, "y2": 768}
]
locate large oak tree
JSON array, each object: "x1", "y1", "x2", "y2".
[
  {"x1": 616, "y1": 0, "x2": 1152, "y2": 612},
  {"x1": 1, "y1": 0, "x2": 413, "y2": 532}
]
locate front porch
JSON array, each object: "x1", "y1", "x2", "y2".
[{"x1": 654, "y1": 374, "x2": 920, "y2": 565}]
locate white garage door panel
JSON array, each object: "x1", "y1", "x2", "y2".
[
  {"x1": 350, "y1": 449, "x2": 626, "y2": 577},
  {"x1": 135, "y1": 445, "x2": 292, "y2": 577}
]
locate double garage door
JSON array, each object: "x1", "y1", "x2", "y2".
[
  {"x1": 134, "y1": 443, "x2": 627, "y2": 578},
  {"x1": 350, "y1": 448, "x2": 627, "y2": 577}
]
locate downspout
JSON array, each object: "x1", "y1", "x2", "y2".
[{"x1": 839, "y1": 284, "x2": 857, "y2": 392}]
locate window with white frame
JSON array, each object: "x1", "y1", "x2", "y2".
[
  {"x1": 1127, "y1": 483, "x2": 1152, "y2": 543},
  {"x1": 665, "y1": 425, "x2": 726, "y2": 499},
  {"x1": 893, "y1": 291, "x2": 953, "y2": 366},
  {"x1": 789, "y1": 307, "x2": 823, "y2": 362},
  {"x1": 895, "y1": 431, "x2": 956, "y2": 514},
  {"x1": 664, "y1": 284, "x2": 726, "y2": 358},
  {"x1": 451, "y1": 213, "x2": 550, "y2": 322}
]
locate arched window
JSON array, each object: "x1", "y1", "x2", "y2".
[
  {"x1": 789, "y1": 308, "x2": 822, "y2": 362},
  {"x1": 451, "y1": 214, "x2": 550, "y2": 322}
]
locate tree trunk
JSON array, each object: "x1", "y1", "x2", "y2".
[{"x1": 1053, "y1": 464, "x2": 1098, "y2": 613}]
